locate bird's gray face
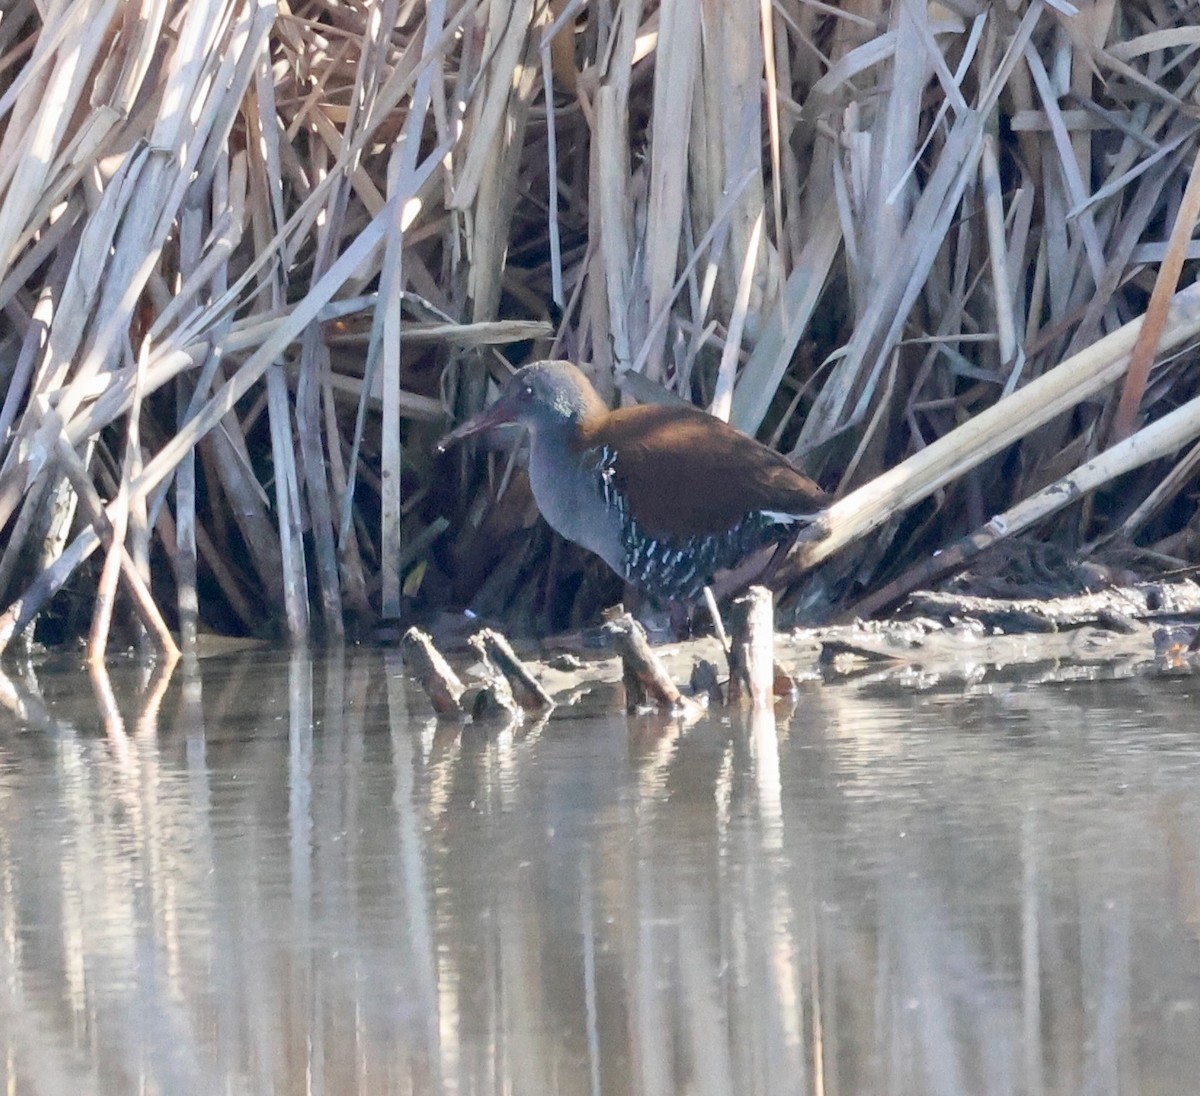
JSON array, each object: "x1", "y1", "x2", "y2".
[
  {"x1": 502, "y1": 363, "x2": 587, "y2": 429},
  {"x1": 437, "y1": 362, "x2": 589, "y2": 449}
]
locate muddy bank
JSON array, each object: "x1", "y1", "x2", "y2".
[{"x1": 403, "y1": 581, "x2": 1200, "y2": 720}]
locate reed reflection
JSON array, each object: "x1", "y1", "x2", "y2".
[{"x1": 0, "y1": 654, "x2": 1197, "y2": 1095}]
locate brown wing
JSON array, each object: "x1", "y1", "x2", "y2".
[{"x1": 576, "y1": 404, "x2": 829, "y2": 540}]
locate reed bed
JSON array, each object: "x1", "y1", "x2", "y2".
[{"x1": 1, "y1": 0, "x2": 1199, "y2": 651}]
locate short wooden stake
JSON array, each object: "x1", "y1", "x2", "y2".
[
  {"x1": 469, "y1": 628, "x2": 555, "y2": 711},
  {"x1": 605, "y1": 613, "x2": 685, "y2": 712},
  {"x1": 401, "y1": 627, "x2": 466, "y2": 715},
  {"x1": 728, "y1": 586, "x2": 775, "y2": 710}
]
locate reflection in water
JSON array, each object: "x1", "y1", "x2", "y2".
[{"x1": 0, "y1": 652, "x2": 1199, "y2": 1094}]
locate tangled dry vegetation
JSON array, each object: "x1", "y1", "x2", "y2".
[{"x1": 1, "y1": 0, "x2": 1200, "y2": 656}]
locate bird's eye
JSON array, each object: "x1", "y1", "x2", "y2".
[{"x1": 520, "y1": 383, "x2": 534, "y2": 399}]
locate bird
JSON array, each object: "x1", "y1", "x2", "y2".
[{"x1": 439, "y1": 360, "x2": 829, "y2": 604}]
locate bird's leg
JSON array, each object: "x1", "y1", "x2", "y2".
[
  {"x1": 667, "y1": 598, "x2": 693, "y2": 639},
  {"x1": 707, "y1": 542, "x2": 784, "y2": 602},
  {"x1": 702, "y1": 586, "x2": 731, "y2": 647},
  {"x1": 702, "y1": 585, "x2": 735, "y2": 687},
  {"x1": 756, "y1": 531, "x2": 802, "y2": 590}
]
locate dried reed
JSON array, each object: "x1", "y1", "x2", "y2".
[{"x1": 2, "y1": 0, "x2": 1200, "y2": 650}]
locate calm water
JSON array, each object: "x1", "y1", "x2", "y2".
[{"x1": 0, "y1": 650, "x2": 1199, "y2": 1095}]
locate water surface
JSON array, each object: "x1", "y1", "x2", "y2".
[{"x1": 1, "y1": 651, "x2": 1199, "y2": 1095}]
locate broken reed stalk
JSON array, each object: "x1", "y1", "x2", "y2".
[
  {"x1": 53, "y1": 433, "x2": 177, "y2": 656},
  {"x1": 469, "y1": 628, "x2": 555, "y2": 712},
  {"x1": 849, "y1": 387, "x2": 1200, "y2": 620},
  {"x1": 1111, "y1": 141, "x2": 1200, "y2": 443},
  {"x1": 604, "y1": 613, "x2": 688, "y2": 713},
  {"x1": 727, "y1": 586, "x2": 775, "y2": 710},
  {"x1": 400, "y1": 627, "x2": 465, "y2": 715},
  {"x1": 907, "y1": 583, "x2": 1200, "y2": 630},
  {"x1": 791, "y1": 282, "x2": 1200, "y2": 573}
]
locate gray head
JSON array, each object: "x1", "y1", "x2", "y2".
[{"x1": 439, "y1": 360, "x2": 607, "y2": 447}]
